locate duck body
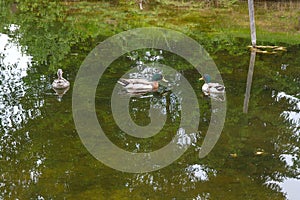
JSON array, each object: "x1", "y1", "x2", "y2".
[
  {"x1": 118, "y1": 78, "x2": 159, "y2": 90},
  {"x1": 200, "y1": 74, "x2": 225, "y2": 95},
  {"x1": 202, "y1": 82, "x2": 225, "y2": 94},
  {"x1": 118, "y1": 74, "x2": 167, "y2": 94},
  {"x1": 52, "y1": 69, "x2": 70, "y2": 89}
]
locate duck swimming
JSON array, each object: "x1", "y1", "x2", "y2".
[
  {"x1": 199, "y1": 74, "x2": 225, "y2": 95},
  {"x1": 52, "y1": 69, "x2": 70, "y2": 89},
  {"x1": 118, "y1": 73, "x2": 168, "y2": 94}
]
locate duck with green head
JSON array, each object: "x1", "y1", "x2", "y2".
[
  {"x1": 118, "y1": 73, "x2": 168, "y2": 93},
  {"x1": 199, "y1": 74, "x2": 225, "y2": 95}
]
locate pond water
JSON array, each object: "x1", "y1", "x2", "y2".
[{"x1": 0, "y1": 2, "x2": 300, "y2": 200}]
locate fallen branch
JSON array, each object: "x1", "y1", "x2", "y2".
[{"x1": 247, "y1": 45, "x2": 287, "y2": 54}]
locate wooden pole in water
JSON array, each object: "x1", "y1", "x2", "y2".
[{"x1": 248, "y1": 0, "x2": 256, "y2": 47}]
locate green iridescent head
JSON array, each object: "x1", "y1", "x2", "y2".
[
  {"x1": 199, "y1": 74, "x2": 211, "y2": 83},
  {"x1": 152, "y1": 74, "x2": 168, "y2": 82}
]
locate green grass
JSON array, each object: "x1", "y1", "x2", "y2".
[{"x1": 63, "y1": 1, "x2": 300, "y2": 45}]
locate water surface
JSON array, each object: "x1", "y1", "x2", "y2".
[{"x1": 0, "y1": 2, "x2": 300, "y2": 199}]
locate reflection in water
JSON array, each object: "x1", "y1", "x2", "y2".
[
  {"x1": 177, "y1": 127, "x2": 197, "y2": 148},
  {"x1": 52, "y1": 86, "x2": 69, "y2": 102},
  {"x1": 0, "y1": 31, "x2": 34, "y2": 133},
  {"x1": 243, "y1": 50, "x2": 256, "y2": 113},
  {"x1": 0, "y1": 22, "x2": 299, "y2": 197},
  {"x1": 185, "y1": 164, "x2": 217, "y2": 182},
  {"x1": 275, "y1": 92, "x2": 300, "y2": 135},
  {"x1": 268, "y1": 91, "x2": 300, "y2": 199},
  {"x1": 280, "y1": 178, "x2": 300, "y2": 200},
  {"x1": 118, "y1": 62, "x2": 202, "y2": 151},
  {"x1": 240, "y1": 47, "x2": 300, "y2": 199},
  {"x1": 0, "y1": 31, "x2": 47, "y2": 199},
  {"x1": 125, "y1": 163, "x2": 215, "y2": 197}
]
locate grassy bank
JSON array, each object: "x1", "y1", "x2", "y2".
[
  {"x1": 1, "y1": 0, "x2": 299, "y2": 70},
  {"x1": 64, "y1": 0, "x2": 300, "y2": 45}
]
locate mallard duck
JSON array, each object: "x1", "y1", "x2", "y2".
[
  {"x1": 118, "y1": 73, "x2": 168, "y2": 93},
  {"x1": 52, "y1": 69, "x2": 70, "y2": 89},
  {"x1": 199, "y1": 74, "x2": 225, "y2": 94}
]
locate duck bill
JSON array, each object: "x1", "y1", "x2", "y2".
[
  {"x1": 162, "y1": 77, "x2": 169, "y2": 83},
  {"x1": 199, "y1": 77, "x2": 204, "y2": 81}
]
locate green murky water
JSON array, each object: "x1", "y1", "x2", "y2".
[{"x1": 0, "y1": 1, "x2": 300, "y2": 199}]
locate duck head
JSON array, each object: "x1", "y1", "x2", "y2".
[
  {"x1": 199, "y1": 74, "x2": 211, "y2": 83},
  {"x1": 57, "y1": 69, "x2": 63, "y2": 79},
  {"x1": 152, "y1": 73, "x2": 168, "y2": 82}
]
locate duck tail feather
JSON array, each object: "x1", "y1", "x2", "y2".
[
  {"x1": 216, "y1": 85, "x2": 225, "y2": 91},
  {"x1": 117, "y1": 79, "x2": 129, "y2": 86}
]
